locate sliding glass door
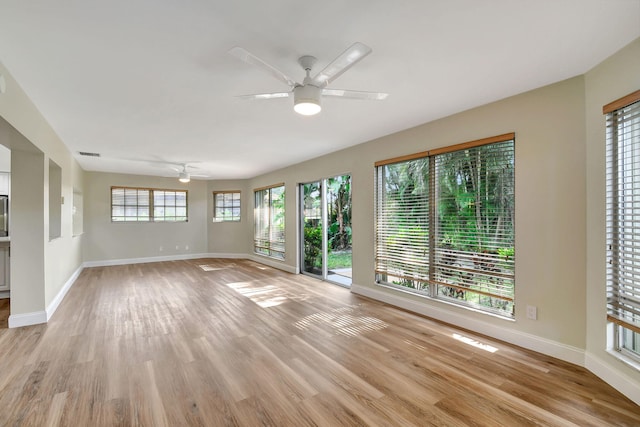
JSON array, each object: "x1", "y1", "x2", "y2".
[
  {"x1": 301, "y1": 181, "x2": 323, "y2": 276},
  {"x1": 300, "y1": 175, "x2": 352, "y2": 287}
]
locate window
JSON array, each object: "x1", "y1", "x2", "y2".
[
  {"x1": 254, "y1": 184, "x2": 285, "y2": 260},
  {"x1": 375, "y1": 134, "x2": 515, "y2": 317},
  {"x1": 605, "y1": 90, "x2": 640, "y2": 361},
  {"x1": 213, "y1": 191, "x2": 241, "y2": 222},
  {"x1": 111, "y1": 186, "x2": 188, "y2": 222}
]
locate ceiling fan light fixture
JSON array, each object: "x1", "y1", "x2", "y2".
[
  {"x1": 293, "y1": 85, "x2": 321, "y2": 116},
  {"x1": 178, "y1": 171, "x2": 191, "y2": 183}
]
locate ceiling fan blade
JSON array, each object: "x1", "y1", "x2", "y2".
[
  {"x1": 236, "y1": 92, "x2": 291, "y2": 100},
  {"x1": 311, "y1": 42, "x2": 372, "y2": 87},
  {"x1": 228, "y1": 47, "x2": 297, "y2": 88},
  {"x1": 322, "y1": 88, "x2": 388, "y2": 100}
]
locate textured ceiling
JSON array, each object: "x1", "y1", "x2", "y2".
[{"x1": 0, "y1": 0, "x2": 638, "y2": 179}]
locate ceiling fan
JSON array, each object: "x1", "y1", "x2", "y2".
[
  {"x1": 77, "y1": 152, "x2": 210, "y2": 183},
  {"x1": 228, "y1": 42, "x2": 388, "y2": 116},
  {"x1": 168, "y1": 163, "x2": 210, "y2": 183}
]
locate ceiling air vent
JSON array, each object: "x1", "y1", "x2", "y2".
[{"x1": 78, "y1": 151, "x2": 101, "y2": 157}]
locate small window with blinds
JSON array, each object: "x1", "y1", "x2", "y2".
[
  {"x1": 213, "y1": 191, "x2": 241, "y2": 222},
  {"x1": 375, "y1": 134, "x2": 515, "y2": 317},
  {"x1": 605, "y1": 90, "x2": 640, "y2": 362},
  {"x1": 254, "y1": 184, "x2": 285, "y2": 260},
  {"x1": 111, "y1": 187, "x2": 188, "y2": 222}
]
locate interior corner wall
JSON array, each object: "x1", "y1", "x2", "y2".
[
  {"x1": 584, "y1": 37, "x2": 640, "y2": 400},
  {"x1": 0, "y1": 61, "x2": 84, "y2": 323}
]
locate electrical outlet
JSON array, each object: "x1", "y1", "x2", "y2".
[
  {"x1": 175, "y1": 245, "x2": 179, "y2": 250},
  {"x1": 185, "y1": 245, "x2": 189, "y2": 250},
  {"x1": 159, "y1": 246, "x2": 163, "y2": 252},
  {"x1": 526, "y1": 305, "x2": 537, "y2": 320}
]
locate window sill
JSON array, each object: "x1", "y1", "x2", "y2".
[
  {"x1": 253, "y1": 252, "x2": 285, "y2": 262},
  {"x1": 607, "y1": 349, "x2": 640, "y2": 372},
  {"x1": 375, "y1": 281, "x2": 515, "y2": 322}
]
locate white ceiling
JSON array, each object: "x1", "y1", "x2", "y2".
[{"x1": 0, "y1": 1, "x2": 638, "y2": 180}]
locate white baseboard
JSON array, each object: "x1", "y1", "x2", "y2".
[
  {"x1": 206, "y1": 252, "x2": 248, "y2": 259},
  {"x1": 83, "y1": 252, "x2": 298, "y2": 274},
  {"x1": 8, "y1": 310, "x2": 47, "y2": 328},
  {"x1": 83, "y1": 252, "x2": 213, "y2": 268},
  {"x1": 9, "y1": 265, "x2": 85, "y2": 328},
  {"x1": 46, "y1": 264, "x2": 83, "y2": 321},
  {"x1": 351, "y1": 283, "x2": 585, "y2": 366},
  {"x1": 247, "y1": 254, "x2": 297, "y2": 274},
  {"x1": 585, "y1": 352, "x2": 640, "y2": 406}
]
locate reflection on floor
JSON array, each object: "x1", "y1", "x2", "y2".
[{"x1": 0, "y1": 298, "x2": 9, "y2": 329}]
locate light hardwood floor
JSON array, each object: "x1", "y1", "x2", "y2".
[{"x1": 0, "y1": 258, "x2": 638, "y2": 426}]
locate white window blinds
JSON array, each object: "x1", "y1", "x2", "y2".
[
  {"x1": 375, "y1": 157, "x2": 430, "y2": 288},
  {"x1": 254, "y1": 184, "x2": 285, "y2": 260},
  {"x1": 111, "y1": 187, "x2": 188, "y2": 222},
  {"x1": 375, "y1": 134, "x2": 515, "y2": 317},
  {"x1": 606, "y1": 90, "x2": 640, "y2": 336}
]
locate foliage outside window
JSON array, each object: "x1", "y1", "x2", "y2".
[
  {"x1": 254, "y1": 184, "x2": 285, "y2": 260},
  {"x1": 375, "y1": 134, "x2": 515, "y2": 317},
  {"x1": 301, "y1": 176, "x2": 353, "y2": 274},
  {"x1": 213, "y1": 191, "x2": 241, "y2": 222},
  {"x1": 111, "y1": 187, "x2": 188, "y2": 222},
  {"x1": 605, "y1": 90, "x2": 640, "y2": 362}
]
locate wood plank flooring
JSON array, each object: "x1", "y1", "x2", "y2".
[
  {"x1": 0, "y1": 298, "x2": 9, "y2": 329},
  {"x1": 0, "y1": 258, "x2": 638, "y2": 426}
]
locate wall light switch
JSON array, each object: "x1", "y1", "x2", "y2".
[{"x1": 526, "y1": 305, "x2": 537, "y2": 320}]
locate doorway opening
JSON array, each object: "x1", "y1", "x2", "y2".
[{"x1": 300, "y1": 174, "x2": 352, "y2": 287}]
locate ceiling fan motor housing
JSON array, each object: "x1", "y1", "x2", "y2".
[{"x1": 293, "y1": 84, "x2": 322, "y2": 115}]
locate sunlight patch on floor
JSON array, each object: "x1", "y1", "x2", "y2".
[
  {"x1": 452, "y1": 333, "x2": 498, "y2": 353},
  {"x1": 198, "y1": 262, "x2": 237, "y2": 271},
  {"x1": 225, "y1": 281, "x2": 308, "y2": 308},
  {"x1": 295, "y1": 306, "x2": 388, "y2": 337}
]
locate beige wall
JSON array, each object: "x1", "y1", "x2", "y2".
[
  {"x1": 207, "y1": 180, "x2": 251, "y2": 256},
  {"x1": 10, "y1": 139, "x2": 45, "y2": 314},
  {"x1": 585, "y1": 38, "x2": 640, "y2": 397},
  {"x1": 248, "y1": 75, "x2": 588, "y2": 348},
  {"x1": 83, "y1": 172, "x2": 209, "y2": 263},
  {"x1": 0, "y1": 62, "x2": 84, "y2": 321}
]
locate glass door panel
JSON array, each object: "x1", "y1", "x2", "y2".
[
  {"x1": 301, "y1": 181, "x2": 323, "y2": 276},
  {"x1": 300, "y1": 175, "x2": 352, "y2": 287},
  {"x1": 326, "y1": 175, "x2": 352, "y2": 286}
]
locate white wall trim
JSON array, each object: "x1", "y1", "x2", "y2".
[
  {"x1": 585, "y1": 352, "x2": 640, "y2": 406},
  {"x1": 247, "y1": 254, "x2": 297, "y2": 274},
  {"x1": 351, "y1": 283, "x2": 586, "y2": 366},
  {"x1": 83, "y1": 252, "x2": 213, "y2": 268},
  {"x1": 8, "y1": 310, "x2": 47, "y2": 328},
  {"x1": 83, "y1": 253, "x2": 297, "y2": 274},
  {"x1": 206, "y1": 252, "x2": 248, "y2": 259},
  {"x1": 46, "y1": 264, "x2": 83, "y2": 321}
]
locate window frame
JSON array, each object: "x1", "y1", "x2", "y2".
[
  {"x1": 374, "y1": 133, "x2": 516, "y2": 318},
  {"x1": 604, "y1": 89, "x2": 640, "y2": 363},
  {"x1": 111, "y1": 186, "x2": 188, "y2": 222},
  {"x1": 254, "y1": 183, "x2": 286, "y2": 260},
  {"x1": 213, "y1": 191, "x2": 241, "y2": 222}
]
